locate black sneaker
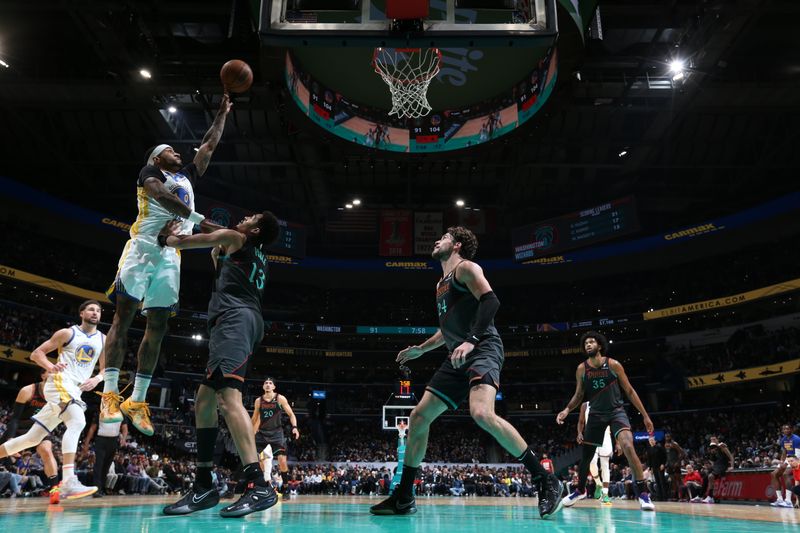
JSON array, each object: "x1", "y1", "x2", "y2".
[
  {"x1": 369, "y1": 494, "x2": 417, "y2": 515},
  {"x1": 163, "y1": 486, "x2": 220, "y2": 515},
  {"x1": 538, "y1": 474, "x2": 565, "y2": 519},
  {"x1": 219, "y1": 481, "x2": 278, "y2": 518}
]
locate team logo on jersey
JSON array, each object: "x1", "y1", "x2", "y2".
[
  {"x1": 173, "y1": 186, "x2": 192, "y2": 207},
  {"x1": 75, "y1": 345, "x2": 95, "y2": 364}
]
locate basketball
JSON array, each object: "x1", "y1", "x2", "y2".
[{"x1": 220, "y1": 59, "x2": 253, "y2": 93}]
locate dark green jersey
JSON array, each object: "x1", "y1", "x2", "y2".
[
  {"x1": 258, "y1": 394, "x2": 284, "y2": 433},
  {"x1": 582, "y1": 358, "x2": 625, "y2": 415},
  {"x1": 207, "y1": 240, "x2": 268, "y2": 323},
  {"x1": 435, "y1": 262, "x2": 499, "y2": 352}
]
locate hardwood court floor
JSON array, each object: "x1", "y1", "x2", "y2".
[{"x1": 0, "y1": 494, "x2": 797, "y2": 532}]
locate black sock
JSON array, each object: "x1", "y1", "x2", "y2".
[
  {"x1": 196, "y1": 427, "x2": 218, "y2": 489},
  {"x1": 280, "y1": 470, "x2": 289, "y2": 489},
  {"x1": 242, "y1": 462, "x2": 268, "y2": 486},
  {"x1": 635, "y1": 479, "x2": 648, "y2": 495},
  {"x1": 517, "y1": 447, "x2": 549, "y2": 483},
  {"x1": 395, "y1": 465, "x2": 418, "y2": 500},
  {"x1": 47, "y1": 475, "x2": 59, "y2": 489}
]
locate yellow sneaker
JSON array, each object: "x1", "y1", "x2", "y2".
[
  {"x1": 99, "y1": 391, "x2": 124, "y2": 424},
  {"x1": 120, "y1": 398, "x2": 154, "y2": 436}
]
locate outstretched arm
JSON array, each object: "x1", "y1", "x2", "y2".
[
  {"x1": 159, "y1": 222, "x2": 245, "y2": 254},
  {"x1": 396, "y1": 329, "x2": 445, "y2": 364},
  {"x1": 557, "y1": 365, "x2": 586, "y2": 424},
  {"x1": 609, "y1": 358, "x2": 654, "y2": 433},
  {"x1": 194, "y1": 94, "x2": 233, "y2": 176}
]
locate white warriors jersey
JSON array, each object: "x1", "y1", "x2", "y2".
[
  {"x1": 57, "y1": 325, "x2": 104, "y2": 385},
  {"x1": 130, "y1": 166, "x2": 197, "y2": 241}
]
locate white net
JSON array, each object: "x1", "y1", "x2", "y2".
[{"x1": 373, "y1": 47, "x2": 442, "y2": 119}]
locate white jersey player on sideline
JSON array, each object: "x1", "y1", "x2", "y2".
[
  {"x1": 0, "y1": 300, "x2": 106, "y2": 500},
  {"x1": 578, "y1": 401, "x2": 613, "y2": 505}
]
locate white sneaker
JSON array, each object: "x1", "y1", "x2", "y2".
[
  {"x1": 638, "y1": 492, "x2": 655, "y2": 511},
  {"x1": 702, "y1": 496, "x2": 714, "y2": 504},
  {"x1": 780, "y1": 500, "x2": 794, "y2": 508},
  {"x1": 690, "y1": 496, "x2": 702, "y2": 503},
  {"x1": 60, "y1": 476, "x2": 98, "y2": 500},
  {"x1": 561, "y1": 490, "x2": 586, "y2": 508},
  {"x1": 770, "y1": 500, "x2": 785, "y2": 507}
]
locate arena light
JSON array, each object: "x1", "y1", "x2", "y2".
[
  {"x1": 352, "y1": 198, "x2": 361, "y2": 206},
  {"x1": 669, "y1": 59, "x2": 685, "y2": 74},
  {"x1": 0, "y1": 59, "x2": 9, "y2": 68},
  {"x1": 168, "y1": 106, "x2": 177, "y2": 114},
  {"x1": 139, "y1": 68, "x2": 152, "y2": 79},
  {"x1": 618, "y1": 149, "x2": 628, "y2": 157},
  {"x1": 455, "y1": 199, "x2": 465, "y2": 207},
  {"x1": 345, "y1": 203, "x2": 353, "y2": 209}
]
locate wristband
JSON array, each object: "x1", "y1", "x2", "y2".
[
  {"x1": 187, "y1": 211, "x2": 205, "y2": 225},
  {"x1": 292, "y1": 426, "x2": 298, "y2": 430}
]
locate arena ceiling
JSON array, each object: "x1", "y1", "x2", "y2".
[{"x1": 0, "y1": 0, "x2": 798, "y2": 258}]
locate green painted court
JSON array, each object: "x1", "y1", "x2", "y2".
[{"x1": 2, "y1": 496, "x2": 798, "y2": 532}]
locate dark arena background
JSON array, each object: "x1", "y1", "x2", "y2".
[{"x1": 0, "y1": 1, "x2": 799, "y2": 531}]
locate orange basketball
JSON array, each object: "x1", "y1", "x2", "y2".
[{"x1": 220, "y1": 59, "x2": 253, "y2": 93}]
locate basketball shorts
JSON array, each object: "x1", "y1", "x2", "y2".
[
  {"x1": 257, "y1": 430, "x2": 287, "y2": 457},
  {"x1": 426, "y1": 336, "x2": 504, "y2": 410},
  {"x1": 203, "y1": 307, "x2": 264, "y2": 391},
  {"x1": 107, "y1": 238, "x2": 181, "y2": 314},
  {"x1": 32, "y1": 375, "x2": 87, "y2": 432},
  {"x1": 711, "y1": 463, "x2": 728, "y2": 477},
  {"x1": 584, "y1": 409, "x2": 631, "y2": 448}
]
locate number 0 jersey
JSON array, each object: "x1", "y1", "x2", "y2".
[
  {"x1": 207, "y1": 241, "x2": 268, "y2": 324},
  {"x1": 130, "y1": 163, "x2": 198, "y2": 242},
  {"x1": 582, "y1": 357, "x2": 624, "y2": 416}
]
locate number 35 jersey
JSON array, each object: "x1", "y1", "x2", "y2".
[
  {"x1": 582, "y1": 357, "x2": 625, "y2": 416},
  {"x1": 207, "y1": 241, "x2": 268, "y2": 324}
]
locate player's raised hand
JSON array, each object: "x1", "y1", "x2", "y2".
[
  {"x1": 219, "y1": 93, "x2": 232, "y2": 115},
  {"x1": 397, "y1": 345, "x2": 425, "y2": 364},
  {"x1": 449, "y1": 341, "x2": 474, "y2": 369}
]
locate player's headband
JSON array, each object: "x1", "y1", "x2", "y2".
[{"x1": 148, "y1": 144, "x2": 172, "y2": 164}]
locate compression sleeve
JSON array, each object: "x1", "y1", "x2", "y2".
[{"x1": 465, "y1": 291, "x2": 500, "y2": 344}]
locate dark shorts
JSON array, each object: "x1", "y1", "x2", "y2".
[
  {"x1": 584, "y1": 409, "x2": 631, "y2": 447},
  {"x1": 256, "y1": 430, "x2": 287, "y2": 456},
  {"x1": 426, "y1": 336, "x2": 504, "y2": 410},
  {"x1": 204, "y1": 307, "x2": 264, "y2": 390},
  {"x1": 711, "y1": 464, "x2": 728, "y2": 477}
]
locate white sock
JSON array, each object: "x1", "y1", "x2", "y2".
[
  {"x1": 131, "y1": 373, "x2": 152, "y2": 402},
  {"x1": 776, "y1": 491, "x2": 785, "y2": 502},
  {"x1": 785, "y1": 489, "x2": 792, "y2": 501},
  {"x1": 63, "y1": 463, "x2": 74, "y2": 480},
  {"x1": 602, "y1": 486, "x2": 608, "y2": 495},
  {"x1": 103, "y1": 368, "x2": 120, "y2": 393}
]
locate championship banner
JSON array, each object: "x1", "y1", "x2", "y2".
[
  {"x1": 414, "y1": 212, "x2": 442, "y2": 255},
  {"x1": 0, "y1": 265, "x2": 109, "y2": 302},
  {"x1": 686, "y1": 357, "x2": 800, "y2": 389},
  {"x1": 644, "y1": 278, "x2": 800, "y2": 320},
  {"x1": 379, "y1": 210, "x2": 412, "y2": 257}
]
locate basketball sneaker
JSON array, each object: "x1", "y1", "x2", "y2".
[
  {"x1": 594, "y1": 485, "x2": 603, "y2": 499},
  {"x1": 770, "y1": 499, "x2": 785, "y2": 507},
  {"x1": 163, "y1": 486, "x2": 220, "y2": 515},
  {"x1": 219, "y1": 480, "x2": 278, "y2": 518},
  {"x1": 370, "y1": 493, "x2": 417, "y2": 515},
  {"x1": 99, "y1": 391, "x2": 124, "y2": 424},
  {"x1": 702, "y1": 496, "x2": 715, "y2": 504},
  {"x1": 120, "y1": 398, "x2": 154, "y2": 436},
  {"x1": 538, "y1": 474, "x2": 565, "y2": 519},
  {"x1": 561, "y1": 489, "x2": 586, "y2": 508},
  {"x1": 601, "y1": 493, "x2": 613, "y2": 506},
  {"x1": 49, "y1": 484, "x2": 60, "y2": 505},
  {"x1": 60, "y1": 476, "x2": 98, "y2": 500},
  {"x1": 638, "y1": 491, "x2": 655, "y2": 511}
]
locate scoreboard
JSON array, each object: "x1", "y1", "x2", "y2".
[
  {"x1": 512, "y1": 196, "x2": 639, "y2": 261},
  {"x1": 266, "y1": 219, "x2": 307, "y2": 259}
]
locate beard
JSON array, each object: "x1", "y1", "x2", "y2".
[
  {"x1": 585, "y1": 346, "x2": 599, "y2": 357},
  {"x1": 431, "y1": 247, "x2": 451, "y2": 261}
]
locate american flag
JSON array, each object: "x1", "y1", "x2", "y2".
[{"x1": 326, "y1": 208, "x2": 378, "y2": 233}]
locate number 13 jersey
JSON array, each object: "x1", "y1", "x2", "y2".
[{"x1": 207, "y1": 241, "x2": 268, "y2": 324}]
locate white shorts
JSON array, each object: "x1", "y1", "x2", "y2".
[
  {"x1": 259, "y1": 444, "x2": 274, "y2": 462},
  {"x1": 31, "y1": 375, "x2": 87, "y2": 432},
  {"x1": 107, "y1": 238, "x2": 181, "y2": 313},
  {"x1": 594, "y1": 426, "x2": 613, "y2": 457}
]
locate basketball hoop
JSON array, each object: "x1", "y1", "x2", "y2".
[{"x1": 373, "y1": 47, "x2": 442, "y2": 119}]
